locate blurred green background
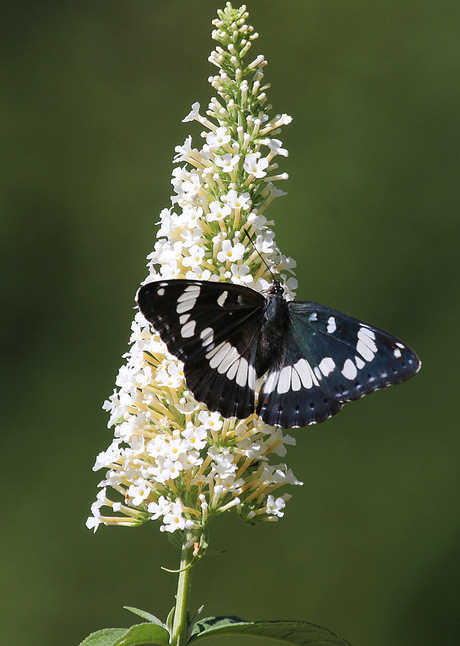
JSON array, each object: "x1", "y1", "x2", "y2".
[{"x1": 2, "y1": 1, "x2": 459, "y2": 645}]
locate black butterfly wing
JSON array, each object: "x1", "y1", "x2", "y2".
[
  {"x1": 257, "y1": 300, "x2": 420, "y2": 428},
  {"x1": 289, "y1": 301, "x2": 421, "y2": 402},
  {"x1": 138, "y1": 281, "x2": 421, "y2": 428},
  {"x1": 137, "y1": 280, "x2": 265, "y2": 418},
  {"x1": 257, "y1": 332, "x2": 343, "y2": 428},
  {"x1": 183, "y1": 322, "x2": 261, "y2": 419}
]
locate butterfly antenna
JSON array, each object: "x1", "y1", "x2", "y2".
[{"x1": 243, "y1": 228, "x2": 279, "y2": 282}]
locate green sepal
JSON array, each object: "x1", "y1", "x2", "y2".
[
  {"x1": 124, "y1": 606, "x2": 167, "y2": 628},
  {"x1": 166, "y1": 606, "x2": 175, "y2": 633},
  {"x1": 189, "y1": 616, "x2": 352, "y2": 645},
  {"x1": 184, "y1": 605, "x2": 204, "y2": 644}
]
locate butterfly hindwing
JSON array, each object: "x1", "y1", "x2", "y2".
[
  {"x1": 137, "y1": 280, "x2": 265, "y2": 418},
  {"x1": 257, "y1": 301, "x2": 420, "y2": 427},
  {"x1": 257, "y1": 333, "x2": 343, "y2": 427},
  {"x1": 288, "y1": 301, "x2": 421, "y2": 403}
]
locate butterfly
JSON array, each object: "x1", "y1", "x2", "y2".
[{"x1": 137, "y1": 278, "x2": 421, "y2": 428}]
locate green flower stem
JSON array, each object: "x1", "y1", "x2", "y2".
[{"x1": 170, "y1": 534, "x2": 194, "y2": 646}]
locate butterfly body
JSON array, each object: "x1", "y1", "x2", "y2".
[
  {"x1": 255, "y1": 281, "x2": 289, "y2": 376},
  {"x1": 137, "y1": 279, "x2": 420, "y2": 428}
]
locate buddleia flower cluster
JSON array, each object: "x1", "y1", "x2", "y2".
[{"x1": 86, "y1": 2, "x2": 302, "y2": 549}]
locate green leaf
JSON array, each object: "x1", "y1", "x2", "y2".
[
  {"x1": 113, "y1": 623, "x2": 170, "y2": 646},
  {"x1": 189, "y1": 616, "x2": 352, "y2": 646},
  {"x1": 124, "y1": 606, "x2": 167, "y2": 628},
  {"x1": 78, "y1": 628, "x2": 129, "y2": 646},
  {"x1": 78, "y1": 623, "x2": 170, "y2": 646}
]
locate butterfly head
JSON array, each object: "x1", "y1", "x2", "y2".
[{"x1": 269, "y1": 278, "x2": 284, "y2": 296}]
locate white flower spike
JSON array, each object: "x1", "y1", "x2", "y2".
[{"x1": 87, "y1": 2, "x2": 300, "y2": 549}]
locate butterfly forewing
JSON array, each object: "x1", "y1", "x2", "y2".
[
  {"x1": 137, "y1": 280, "x2": 265, "y2": 363},
  {"x1": 288, "y1": 301, "x2": 421, "y2": 403},
  {"x1": 137, "y1": 280, "x2": 265, "y2": 418}
]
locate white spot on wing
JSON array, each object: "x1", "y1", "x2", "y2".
[
  {"x1": 291, "y1": 368, "x2": 302, "y2": 392},
  {"x1": 217, "y1": 291, "x2": 228, "y2": 307},
  {"x1": 216, "y1": 345, "x2": 240, "y2": 374},
  {"x1": 355, "y1": 356, "x2": 365, "y2": 369},
  {"x1": 207, "y1": 342, "x2": 229, "y2": 367},
  {"x1": 205, "y1": 341, "x2": 225, "y2": 361},
  {"x1": 294, "y1": 358, "x2": 317, "y2": 389},
  {"x1": 359, "y1": 326, "x2": 376, "y2": 340},
  {"x1": 277, "y1": 366, "x2": 292, "y2": 394},
  {"x1": 226, "y1": 361, "x2": 238, "y2": 380},
  {"x1": 327, "y1": 316, "x2": 337, "y2": 333},
  {"x1": 356, "y1": 340, "x2": 373, "y2": 361},
  {"x1": 247, "y1": 364, "x2": 257, "y2": 390},
  {"x1": 200, "y1": 327, "x2": 214, "y2": 346},
  {"x1": 235, "y1": 358, "x2": 249, "y2": 387},
  {"x1": 207, "y1": 342, "x2": 240, "y2": 375},
  {"x1": 342, "y1": 358, "x2": 358, "y2": 380},
  {"x1": 179, "y1": 314, "x2": 190, "y2": 325},
  {"x1": 356, "y1": 326, "x2": 378, "y2": 361},
  {"x1": 177, "y1": 285, "x2": 201, "y2": 314},
  {"x1": 178, "y1": 284, "x2": 200, "y2": 301},
  {"x1": 264, "y1": 371, "x2": 279, "y2": 394},
  {"x1": 181, "y1": 320, "x2": 197, "y2": 338},
  {"x1": 319, "y1": 357, "x2": 335, "y2": 377},
  {"x1": 157, "y1": 288, "x2": 165, "y2": 296},
  {"x1": 393, "y1": 347, "x2": 402, "y2": 358}
]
